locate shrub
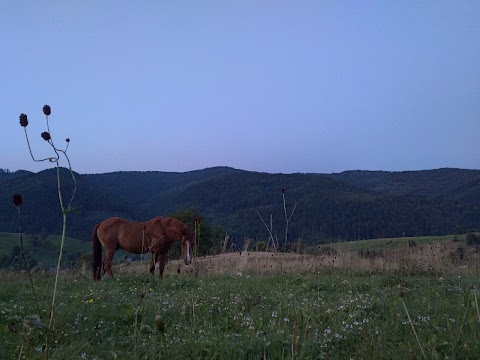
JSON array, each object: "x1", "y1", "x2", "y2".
[
  {"x1": 317, "y1": 246, "x2": 337, "y2": 256},
  {"x1": 466, "y1": 233, "x2": 480, "y2": 246}
]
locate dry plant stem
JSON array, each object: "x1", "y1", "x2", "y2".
[
  {"x1": 256, "y1": 209, "x2": 276, "y2": 251},
  {"x1": 17, "y1": 344, "x2": 23, "y2": 360},
  {"x1": 48, "y1": 139, "x2": 77, "y2": 213},
  {"x1": 194, "y1": 222, "x2": 197, "y2": 257},
  {"x1": 282, "y1": 192, "x2": 288, "y2": 249},
  {"x1": 473, "y1": 286, "x2": 480, "y2": 324},
  {"x1": 256, "y1": 209, "x2": 271, "y2": 237},
  {"x1": 282, "y1": 192, "x2": 297, "y2": 251},
  {"x1": 48, "y1": 165, "x2": 66, "y2": 327},
  {"x1": 20, "y1": 109, "x2": 76, "y2": 359},
  {"x1": 243, "y1": 238, "x2": 251, "y2": 251},
  {"x1": 270, "y1": 215, "x2": 279, "y2": 251},
  {"x1": 191, "y1": 293, "x2": 196, "y2": 326},
  {"x1": 49, "y1": 156, "x2": 76, "y2": 327},
  {"x1": 140, "y1": 227, "x2": 149, "y2": 271},
  {"x1": 261, "y1": 331, "x2": 269, "y2": 360},
  {"x1": 401, "y1": 298, "x2": 427, "y2": 360},
  {"x1": 49, "y1": 211, "x2": 67, "y2": 328},
  {"x1": 57, "y1": 149, "x2": 77, "y2": 209},
  {"x1": 196, "y1": 224, "x2": 201, "y2": 257},
  {"x1": 221, "y1": 235, "x2": 229, "y2": 253},
  {"x1": 23, "y1": 128, "x2": 56, "y2": 163},
  {"x1": 46, "y1": 144, "x2": 76, "y2": 329},
  {"x1": 455, "y1": 291, "x2": 473, "y2": 347},
  {"x1": 24, "y1": 124, "x2": 76, "y2": 210},
  {"x1": 134, "y1": 306, "x2": 140, "y2": 357},
  {"x1": 16, "y1": 207, "x2": 39, "y2": 309},
  {"x1": 23, "y1": 118, "x2": 77, "y2": 329}
]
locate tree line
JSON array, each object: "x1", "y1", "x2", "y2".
[{"x1": 1, "y1": 167, "x2": 479, "y2": 247}]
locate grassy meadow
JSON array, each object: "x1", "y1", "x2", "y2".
[
  {"x1": 0, "y1": 232, "x2": 90, "y2": 267},
  {"x1": 1, "y1": 233, "x2": 480, "y2": 359},
  {"x1": 0, "y1": 232, "x2": 146, "y2": 268},
  {"x1": 317, "y1": 234, "x2": 465, "y2": 252}
]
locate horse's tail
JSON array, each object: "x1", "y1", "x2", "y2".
[{"x1": 92, "y1": 224, "x2": 102, "y2": 281}]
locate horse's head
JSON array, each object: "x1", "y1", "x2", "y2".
[{"x1": 181, "y1": 227, "x2": 195, "y2": 265}]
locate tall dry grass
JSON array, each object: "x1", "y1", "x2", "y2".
[{"x1": 116, "y1": 238, "x2": 480, "y2": 278}]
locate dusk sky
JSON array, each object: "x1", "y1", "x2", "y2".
[{"x1": 1, "y1": 1, "x2": 479, "y2": 175}]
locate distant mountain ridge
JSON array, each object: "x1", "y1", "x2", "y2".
[{"x1": 1, "y1": 167, "x2": 479, "y2": 244}]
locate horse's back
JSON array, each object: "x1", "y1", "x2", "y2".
[
  {"x1": 100, "y1": 216, "x2": 126, "y2": 226},
  {"x1": 97, "y1": 217, "x2": 134, "y2": 240},
  {"x1": 98, "y1": 217, "x2": 148, "y2": 253}
]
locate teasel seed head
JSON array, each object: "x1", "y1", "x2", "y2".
[
  {"x1": 42, "y1": 105, "x2": 51, "y2": 116},
  {"x1": 41, "y1": 132, "x2": 51, "y2": 141},
  {"x1": 12, "y1": 194, "x2": 23, "y2": 207},
  {"x1": 19, "y1": 113, "x2": 28, "y2": 127}
]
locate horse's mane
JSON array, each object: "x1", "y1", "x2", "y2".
[{"x1": 164, "y1": 217, "x2": 190, "y2": 237}]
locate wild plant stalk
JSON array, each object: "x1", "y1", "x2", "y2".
[
  {"x1": 257, "y1": 188, "x2": 299, "y2": 253},
  {"x1": 221, "y1": 234, "x2": 230, "y2": 254},
  {"x1": 256, "y1": 209, "x2": 277, "y2": 252},
  {"x1": 197, "y1": 220, "x2": 201, "y2": 257},
  {"x1": 191, "y1": 292, "x2": 196, "y2": 326},
  {"x1": 19, "y1": 106, "x2": 77, "y2": 332},
  {"x1": 473, "y1": 286, "x2": 480, "y2": 324},
  {"x1": 194, "y1": 218, "x2": 201, "y2": 257},
  {"x1": 270, "y1": 215, "x2": 279, "y2": 251},
  {"x1": 133, "y1": 304, "x2": 143, "y2": 358},
  {"x1": 243, "y1": 237, "x2": 251, "y2": 252},
  {"x1": 282, "y1": 189, "x2": 297, "y2": 251},
  {"x1": 12, "y1": 196, "x2": 40, "y2": 314},
  {"x1": 455, "y1": 290, "x2": 473, "y2": 348},
  {"x1": 401, "y1": 298, "x2": 427, "y2": 360},
  {"x1": 140, "y1": 226, "x2": 150, "y2": 273},
  {"x1": 262, "y1": 332, "x2": 267, "y2": 360}
]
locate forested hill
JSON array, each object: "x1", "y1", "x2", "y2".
[
  {"x1": 1, "y1": 167, "x2": 479, "y2": 243},
  {"x1": 329, "y1": 168, "x2": 480, "y2": 203}
]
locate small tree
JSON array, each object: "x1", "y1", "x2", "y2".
[
  {"x1": 171, "y1": 208, "x2": 225, "y2": 256},
  {"x1": 466, "y1": 233, "x2": 480, "y2": 246}
]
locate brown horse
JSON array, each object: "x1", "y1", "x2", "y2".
[{"x1": 92, "y1": 216, "x2": 195, "y2": 280}]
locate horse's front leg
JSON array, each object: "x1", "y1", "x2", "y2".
[
  {"x1": 150, "y1": 252, "x2": 159, "y2": 274},
  {"x1": 158, "y1": 252, "x2": 167, "y2": 278}
]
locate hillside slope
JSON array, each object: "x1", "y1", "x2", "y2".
[{"x1": 1, "y1": 167, "x2": 479, "y2": 243}]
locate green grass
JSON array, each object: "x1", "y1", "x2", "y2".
[
  {"x1": 316, "y1": 234, "x2": 466, "y2": 252},
  {"x1": 0, "y1": 232, "x2": 22, "y2": 256},
  {"x1": 0, "y1": 232, "x2": 89, "y2": 255},
  {"x1": 1, "y1": 270, "x2": 480, "y2": 359},
  {"x1": 0, "y1": 232, "x2": 90, "y2": 267},
  {"x1": 0, "y1": 232, "x2": 159, "y2": 268}
]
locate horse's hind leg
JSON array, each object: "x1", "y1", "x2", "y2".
[{"x1": 103, "y1": 247, "x2": 115, "y2": 278}]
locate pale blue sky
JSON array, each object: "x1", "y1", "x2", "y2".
[{"x1": 1, "y1": 1, "x2": 479, "y2": 174}]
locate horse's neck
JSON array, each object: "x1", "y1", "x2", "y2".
[
  {"x1": 162, "y1": 231, "x2": 179, "y2": 244},
  {"x1": 142, "y1": 223, "x2": 157, "y2": 246}
]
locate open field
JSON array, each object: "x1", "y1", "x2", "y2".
[
  {"x1": 118, "y1": 234, "x2": 480, "y2": 278},
  {"x1": 2, "y1": 236, "x2": 480, "y2": 359},
  {"x1": 0, "y1": 232, "x2": 144, "y2": 268},
  {"x1": 0, "y1": 232, "x2": 90, "y2": 267},
  {"x1": 1, "y1": 231, "x2": 476, "y2": 270},
  {"x1": 315, "y1": 234, "x2": 470, "y2": 252},
  {"x1": 1, "y1": 270, "x2": 480, "y2": 359}
]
